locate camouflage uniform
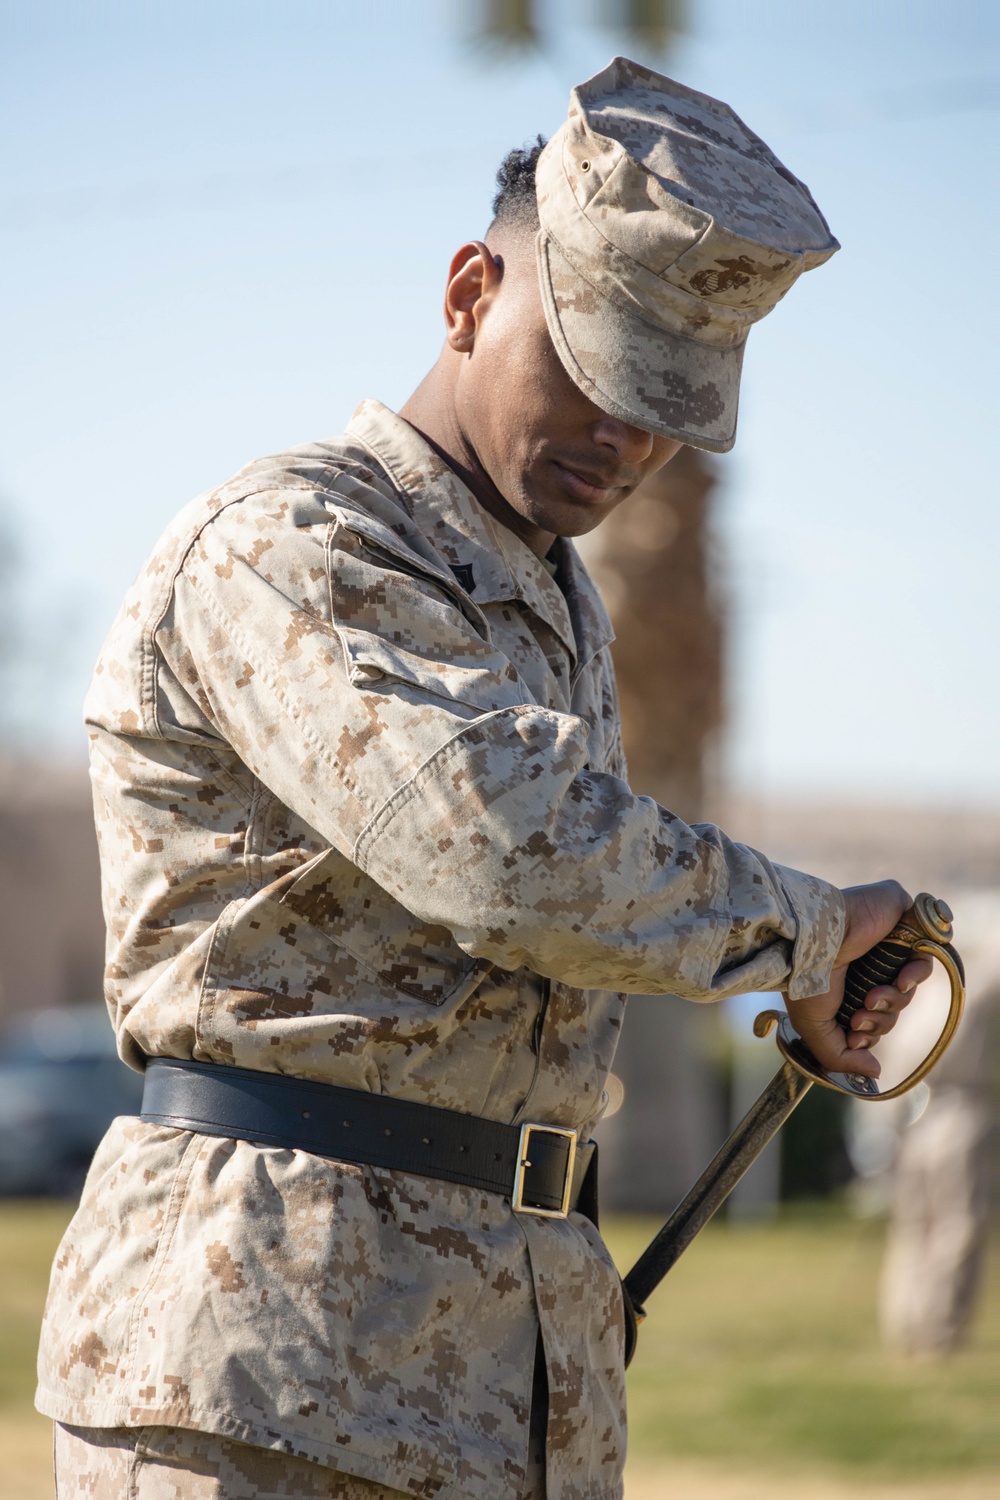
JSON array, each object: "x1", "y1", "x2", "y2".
[{"x1": 37, "y1": 401, "x2": 844, "y2": 1500}]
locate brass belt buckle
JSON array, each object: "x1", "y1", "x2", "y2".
[{"x1": 512, "y1": 1123, "x2": 577, "y2": 1218}]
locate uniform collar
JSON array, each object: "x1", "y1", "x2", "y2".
[{"x1": 346, "y1": 400, "x2": 614, "y2": 670}]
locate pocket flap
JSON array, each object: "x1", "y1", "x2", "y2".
[{"x1": 338, "y1": 626, "x2": 524, "y2": 713}]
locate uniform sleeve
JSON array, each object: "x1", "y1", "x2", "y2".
[{"x1": 163, "y1": 501, "x2": 845, "y2": 1002}]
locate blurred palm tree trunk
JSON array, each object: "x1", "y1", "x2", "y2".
[
  {"x1": 583, "y1": 447, "x2": 722, "y2": 816},
  {"x1": 577, "y1": 447, "x2": 726, "y2": 1211}
]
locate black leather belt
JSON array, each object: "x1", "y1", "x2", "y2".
[{"x1": 141, "y1": 1058, "x2": 595, "y2": 1219}]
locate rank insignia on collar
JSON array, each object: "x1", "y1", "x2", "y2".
[{"x1": 449, "y1": 562, "x2": 476, "y2": 594}]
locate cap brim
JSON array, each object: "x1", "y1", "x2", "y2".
[{"x1": 537, "y1": 232, "x2": 744, "y2": 453}]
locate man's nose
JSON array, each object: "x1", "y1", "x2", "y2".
[{"x1": 591, "y1": 416, "x2": 655, "y2": 464}]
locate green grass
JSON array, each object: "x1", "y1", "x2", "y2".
[
  {"x1": 1, "y1": 1201, "x2": 998, "y2": 1496},
  {"x1": 604, "y1": 1208, "x2": 1000, "y2": 1482},
  {"x1": 0, "y1": 1202, "x2": 74, "y2": 1408},
  {"x1": 0, "y1": 1200, "x2": 74, "y2": 1498}
]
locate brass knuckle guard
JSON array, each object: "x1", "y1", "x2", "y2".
[{"x1": 754, "y1": 892, "x2": 966, "y2": 1102}]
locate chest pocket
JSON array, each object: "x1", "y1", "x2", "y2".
[{"x1": 279, "y1": 846, "x2": 492, "y2": 1008}]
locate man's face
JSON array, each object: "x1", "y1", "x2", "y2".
[{"x1": 449, "y1": 234, "x2": 682, "y2": 549}]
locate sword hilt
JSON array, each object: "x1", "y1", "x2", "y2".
[
  {"x1": 836, "y1": 891, "x2": 955, "y2": 1031},
  {"x1": 757, "y1": 891, "x2": 966, "y2": 1101}
]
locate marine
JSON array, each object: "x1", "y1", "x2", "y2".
[{"x1": 37, "y1": 58, "x2": 931, "y2": 1500}]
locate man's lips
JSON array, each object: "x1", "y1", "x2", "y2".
[{"x1": 552, "y1": 459, "x2": 627, "y2": 504}]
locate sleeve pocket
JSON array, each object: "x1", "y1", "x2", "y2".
[
  {"x1": 337, "y1": 625, "x2": 525, "y2": 715},
  {"x1": 278, "y1": 847, "x2": 493, "y2": 1007}
]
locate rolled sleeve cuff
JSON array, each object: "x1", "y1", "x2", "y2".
[{"x1": 773, "y1": 863, "x2": 846, "y2": 1001}]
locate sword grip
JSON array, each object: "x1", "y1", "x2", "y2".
[{"x1": 836, "y1": 892, "x2": 954, "y2": 1032}]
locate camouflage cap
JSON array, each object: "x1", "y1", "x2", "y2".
[{"x1": 535, "y1": 57, "x2": 839, "y2": 452}]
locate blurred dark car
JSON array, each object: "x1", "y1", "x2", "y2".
[{"x1": 0, "y1": 1003, "x2": 143, "y2": 1196}]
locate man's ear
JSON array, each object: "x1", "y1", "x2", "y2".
[{"x1": 444, "y1": 241, "x2": 503, "y2": 353}]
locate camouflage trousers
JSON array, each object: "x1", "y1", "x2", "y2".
[{"x1": 54, "y1": 1421, "x2": 547, "y2": 1499}]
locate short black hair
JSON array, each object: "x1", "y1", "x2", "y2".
[{"x1": 490, "y1": 136, "x2": 546, "y2": 235}]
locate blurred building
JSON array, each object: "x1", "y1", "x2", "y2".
[
  {"x1": 0, "y1": 760, "x2": 103, "y2": 1026},
  {"x1": 715, "y1": 799, "x2": 1000, "y2": 895}
]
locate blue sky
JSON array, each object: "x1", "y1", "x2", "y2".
[{"x1": 2, "y1": 0, "x2": 998, "y2": 804}]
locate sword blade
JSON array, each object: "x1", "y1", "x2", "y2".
[{"x1": 622, "y1": 1059, "x2": 813, "y2": 1311}]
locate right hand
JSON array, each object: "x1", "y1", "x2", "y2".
[{"x1": 788, "y1": 881, "x2": 933, "y2": 1078}]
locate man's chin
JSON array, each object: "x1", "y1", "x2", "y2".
[{"x1": 527, "y1": 492, "x2": 619, "y2": 540}]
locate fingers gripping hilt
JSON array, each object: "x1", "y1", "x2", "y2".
[
  {"x1": 756, "y1": 892, "x2": 966, "y2": 1102},
  {"x1": 837, "y1": 892, "x2": 961, "y2": 1031}
]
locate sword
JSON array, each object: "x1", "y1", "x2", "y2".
[{"x1": 620, "y1": 893, "x2": 966, "y2": 1364}]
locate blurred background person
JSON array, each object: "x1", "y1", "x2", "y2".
[{"x1": 871, "y1": 900, "x2": 999, "y2": 1356}]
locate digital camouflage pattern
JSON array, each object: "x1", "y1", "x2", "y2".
[
  {"x1": 37, "y1": 401, "x2": 845, "y2": 1500},
  {"x1": 535, "y1": 57, "x2": 840, "y2": 452},
  {"x1": 54, "y1": 1419, "x2": 547, "y2": 1500}
]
